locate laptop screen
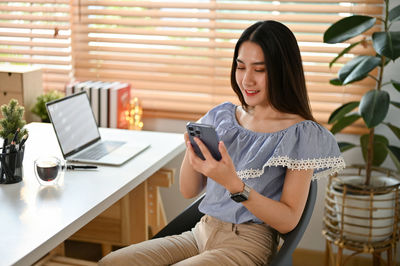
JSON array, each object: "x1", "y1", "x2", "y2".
[{"x1": 46, "y1": 92, "x2": 100, "y2": 156}]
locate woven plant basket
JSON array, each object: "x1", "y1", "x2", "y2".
[{"x1": 323, "y1": 165, "x2": 400, "y2": 253}]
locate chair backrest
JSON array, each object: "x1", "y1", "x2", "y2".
[{"x1": 153, "y1": 180, "x2": 318, "y2": 266}]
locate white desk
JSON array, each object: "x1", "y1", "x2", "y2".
[{"x1": 0, "y1": 123, "x2": 185, "y2": 266}]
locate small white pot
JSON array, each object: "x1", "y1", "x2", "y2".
[{"x1": 332, "y1": 176, "x2": 399, "y2": 242}]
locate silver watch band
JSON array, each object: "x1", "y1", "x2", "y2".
[{"x1": 230, "y1": 183, "x2": 251, "y2": 202}]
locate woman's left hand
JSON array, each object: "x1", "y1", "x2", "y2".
[{"x1": 186, "y1": 137, "x2": 243, "y2": 193}]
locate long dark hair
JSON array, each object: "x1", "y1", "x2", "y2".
[{"x1": 231, "y1": 20, "x2": 315, "y2": 121}]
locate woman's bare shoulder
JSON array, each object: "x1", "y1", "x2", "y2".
[{"x1": 236, "y1": 106, "x2": 305, "y2": 133}]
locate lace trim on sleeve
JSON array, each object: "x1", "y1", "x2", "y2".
[{"x1": 236, "y1": 156, "x2": 346, "y2": 180}]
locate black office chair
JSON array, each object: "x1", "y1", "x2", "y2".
[{"x1": 153, "y1": 180, "x2": 318, "y2": 266}]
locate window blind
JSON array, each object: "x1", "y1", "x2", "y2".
[
  {"x1": 0, "y1": 0, "x2": 71, "y2": 91},
  {"x1": 70, "y1": 0, "x2": 382, "y2": 133}
]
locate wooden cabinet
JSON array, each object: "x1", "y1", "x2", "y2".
[{"x1": 0, "y1": 66, "x2": 43, "y2": 122}]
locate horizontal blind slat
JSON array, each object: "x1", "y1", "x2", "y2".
[
  {"x1": 0, "y1": 40, "x2": 70, "y2": 48},
  {"x1": 2, "y1": 57, "x2": 71, "y2": 65},
  {"x1": 0, "y1": 0, "x2": 69, "y2": 3},
  {"x1": 0, "y1": 5, "x2": 69, "y2": 12},
  {"x1": 0, "y1": 22, "x2": 70, "y2": 30},
  {"x1": 77, "y1": 0, "x2": 382, "y2": 8},
  {"x1": 0, "y1": 48, "x2": 70, "y2": 57},
  {"x1": 0, "y1": 14, "x2": 70, "y2": 22},
  {"x1": 41, "y1": 68, "x2": 71, "y2": 75},
  {"x1": 79, "y1": 16, "x2": 379, "y2": 28},
  {"x1": 0, "y1": 32, "x2": 70, "y2": 40},
  {"x1": 72, "y1": 24, "x2": 373, "y2": 43},
  {"x1": 78, "y1": 6, "x2": 381, "y2": 17}
]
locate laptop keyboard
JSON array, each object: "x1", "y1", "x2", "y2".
[{"x1": 78, "y1": 141, "x2": 125, "y2": 160}]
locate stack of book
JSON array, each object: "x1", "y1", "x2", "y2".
[{"x1": 65, "y1": 81, "x2": 131, "y2": 129}]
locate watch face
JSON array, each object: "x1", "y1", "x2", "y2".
[{"x1": 231, "y1": 194, "x2": 248, "y2": 202}]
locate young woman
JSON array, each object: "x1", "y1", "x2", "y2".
[{"x1": 99, "y1": 20, "x2": 345, "y2": 266}]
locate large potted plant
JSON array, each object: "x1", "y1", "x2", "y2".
[{"x1": 323, "y1": 0, "x2": 400, "y2": 244}]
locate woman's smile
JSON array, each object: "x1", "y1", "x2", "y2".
[{"x1": 244, "y1": 89, "x2": 260, "y2": 96}]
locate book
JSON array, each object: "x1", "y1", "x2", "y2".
[
  {"x1": 75, "y1": 80, "x2": 93, "y2": 95},
  {"x1": 82, "y1": 81, "x2": 97, "y2": 100},
  {"x1": 99, "y1": 83, "x2": 110, "y2": 128},
  {"x1": 65, "y1": 80, "x2": 79, "y2": 96},
  {"x1": 109, "y1": 82, "x2": 131, "y2": 129},
  {"x1": 99, "y1": 82, "x2": 119, "y2": 128},
  {"x1": 89, "y1": 81, "x2": 106, "y2": 125}
]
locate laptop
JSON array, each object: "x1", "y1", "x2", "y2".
[{"x1": 46, "y1": 91, "x2": 150, "y2": 166}]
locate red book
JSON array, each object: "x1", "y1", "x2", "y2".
[{"x1": 109, "y1": 82, "x2": 131, "y2": 129}]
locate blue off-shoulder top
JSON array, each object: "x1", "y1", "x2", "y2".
[{"x1": 197, "y1": 102, "x2": 345, "y2": 224}]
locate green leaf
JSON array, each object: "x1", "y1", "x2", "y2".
[
  {"x1": 329, "y1": 41, "x2": 361, "y2": 68},
  {"x1": 324, "y1": 15, "x2": 376, "y2": 44},
  {"x1": 31, "y1": 91, "x2": 64, "y2": 122},
  {"x1": 372, "y1": 31, "x2": 400, "y2": 61},
  {"x1": 338, "y1": 56, "x2": 381, "y2": 84},
  {"x1": 389, "y1": 4, "x2": 400, "y2": 22},
  {"x1": 330, "y1": 113, "x2": 361, "y2": 134},
  {"x1": 359, "y1": 90, "x2": 390, "y2": 128},
  {"x1": 338, "y1": 142, "x2": 356, "y2": 152},
  {"x1": 391, "y1": 101, "x2": 400, "y2": 109},
  {"x1": 328, "y1": 101, "x2": 359, "y2": 124},
  {"x1": 0, "y1": 99, "x2": 27, "y2": 142},
  {"x1": 392, "y1": 80, "x2": 400, "y2": 92},
  {"x1": 388, "y1": 145, "x2": 400, "y2": 172},
  {"x1": 386, "y1": 122, "x2": 400, "y2": 140},
  {"x1": 360, "y1": 134, "x2": 389, "y2": 166},
  {"x1": 330, "y1": 78, "x2": 343, "y2": 86}
]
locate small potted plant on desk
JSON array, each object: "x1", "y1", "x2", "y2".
[
  {"x1": 0, "y1": 99, "x2": 28, "y2": 184},
  {"x1": 322, "y1": 1, "x2": 400, "y2": 264},
  {"x1": 31, "y1": 90, "x2": 64, "y2": 123}
]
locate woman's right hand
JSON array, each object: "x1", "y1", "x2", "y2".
[
  {"x1": 183, "y1": 131, "x2": 190, "y2": 144},
  {"x1": 179, "y1": 132, "x2": 207, "y2": 198},
  {"x1": 185, "y1": 134, "x2": 242, "y2": 194}
]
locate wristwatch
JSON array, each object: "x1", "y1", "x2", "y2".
[{"x1": 230, "y1": 183, "x2": 251, "y2": 202}]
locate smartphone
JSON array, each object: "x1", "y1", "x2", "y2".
[{"x1": 186, "y1": 122, "x2": 222, "y2": 161}]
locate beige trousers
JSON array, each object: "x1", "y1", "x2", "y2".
[{"x1": 98, "y1": 215, "x2": 278, "y2": 266}]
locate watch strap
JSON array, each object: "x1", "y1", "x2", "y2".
[{"x1": 230, "y1": 183, "x2": 251, "y2": 202}]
